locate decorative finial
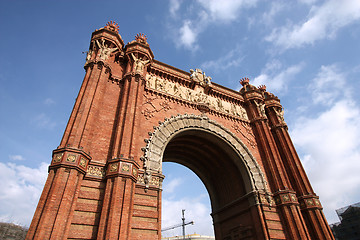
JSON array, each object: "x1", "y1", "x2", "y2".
[
  {"x1": 135, "y1": 33, "x2": 148, "y2": 44},
  {"x1": 105, "y1": 21, "x2": 120, "y2": 33},
  {"x1": 240, "y1": 77, "x2": 250, "y2": 86},
  {"x1": 258, "y1": 85, "x2": 267, "y2": 91}
]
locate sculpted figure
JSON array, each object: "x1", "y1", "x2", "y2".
[
  {"x1": 96, "y1": 39, "x2": 117, "y2": 61},
  {"x1": 86, "y1": 49, "x2": 93, "y2": 62},
  {"x1": 131, "y1": 53, "x2": 150, "y2": 73},
  {"x1": 195, "y1": 92, "x2": 208, "y2": 104},
  {"x1": 155, "y1": 77, "x2": 166, "y2": 91},
  {"x1": 240, "y1": 106, "x2": 248, "y2": 119},
  {"x1": 254, "y1": 101, "x2": 266, "y2": 117},
  {"x1": 167, "y1": 82, "x2": 173, "y2": 93},
  {"x1": 190, "y1": 69, "x2": 200, "y2": 82},
  {"x1": 185, "y1": 89, "x2": 193, "y2": 101},
  {"x1": 216, "y1": 99, "x2": 224, "y2": 111},
  {"x1": 203, "y1": 75, "x2": 212, "y2": 86},
  {"x1": 145, "y1": 74, "x2": 154, "y2": 88},
  {"x1": 173, "y1": 83, "x2": 182, "y2": 98},
  {"x1": 190, "y1": 68, "x2": 211, "y2": 86},
  {"x1": 231, "y1": 103, "x2": 239, "y2": 116},
  {"x1": 274, "y1": 108, "x2": 285, "y2": 123}
]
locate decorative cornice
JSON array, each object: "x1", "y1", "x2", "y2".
[
  {"x1": 242, "y1": 91, "x2": 264, "y2": 102},
  {"x1": 150, "y1": 60, "x2": 191, "y2": 83},
  {"x1": 92, "y1": 25, "x2": 124, "y2": 47},
  {"x1": 210, "y1": 83, "x2": 244, "y2": 102},
  {"x1": 125, "y1": 40, "x2": 154, "y2": 59}
]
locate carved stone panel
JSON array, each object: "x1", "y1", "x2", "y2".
[{"x1": 145, "y1": 74, "x2": 248, "y2": 120}]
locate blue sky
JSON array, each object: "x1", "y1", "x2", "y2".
[{"x1": 1, "y1": 0, "x2": 360, "y2": 236}]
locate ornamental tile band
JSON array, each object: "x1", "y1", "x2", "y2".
[{"x1": 86, "y1": 165, "x2": 106, "y2": 178}]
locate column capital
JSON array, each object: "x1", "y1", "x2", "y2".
[
  {"x1": 136, "y1": 169, "x2": 164, "y2": 191},
  {"x1": 105, "y1": 157, "x2": 140, "y2": 182},
  {"x1": 272, "y1": 190, "x2": 300, "y2": 206},
  {"x1": 298, "y1": 195, "x2": 323, "y2": 210},
  {"x1": 50, "y1": 147, "x2": 91, "y2": 174}
]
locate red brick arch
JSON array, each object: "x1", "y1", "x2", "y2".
[{"x1": 26, "y1": 22, "x2": 334, "y2": 240}]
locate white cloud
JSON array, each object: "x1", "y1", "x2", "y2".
[
  {"x1": 298, "y1": 0, "x2": 318, "y2": 5},
  {"x1": 44, "y1": 98, "x2": 55, "y2": 106},
  {"x1": 252, "y1": 60, "x2": 304, "y2": 93},
  {"x1": 162, "y1": 196, "x2": 213, "y2": 237},
  {"x1": 291, "y1": 100, "x2": 360, "y2": 223},
  {"x1": 169, "y1": 0, "x2": 181, "y2": 18},
  {"x1": 169, "y1": 0, "x2": 258, "y2": 50},
  {"x1": 197, "y1": 0, "x2": 258, "y2": 22},
  {"x1": 261, "y1": 1, "x2": 286, "y2": 26},
  {"x1": 178, "y1": 20, "x2": 199, "y2": 50},
  {"x1": 163, "y1": 177, "x2": 183, "y2": 194},
  {"x1": 32, "y1": 113, "x2": 56, "y2": 129},
  {"x1": 9, "y1": 155, "x2": 25, "y2": 161},
  {"x1": 0, "y1": 161, "x2": 48, "y2": 226},
  {"x1": 310, "y1": 64, "x2": 348, "y2": 105},
  {"x1": 266, "y1": 0, "x2": 360, "y2": 50},
  {"x1": 201, "y1": 45, "x2": 244, "y2": 72}
]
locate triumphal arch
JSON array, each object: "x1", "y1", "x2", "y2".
[{"x1": 26, "y1": 22, "x2": 334, "y2": 239}]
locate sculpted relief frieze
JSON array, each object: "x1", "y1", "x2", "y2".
[{"x1": 145, "y1": 73, "x2": 249, "y2": 120}]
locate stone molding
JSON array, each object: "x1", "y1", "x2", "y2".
[{"x1": 141, "y1": 114, "x2": 269, "y2": 193}]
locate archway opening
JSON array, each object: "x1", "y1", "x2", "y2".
[
  {"x1": 161, "y1": 162, "x2": 214, "y2": 237},
  {"x1": 161, "y1": 129, "x2": 253, "y2": 239}
]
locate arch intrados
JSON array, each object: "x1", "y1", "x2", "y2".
[
  {"x1": 163, "y1": 130, "x2": 249, "y2": 209},
  {"x1": 164, "y1": 129, "x2": 249, "y2": 186}
]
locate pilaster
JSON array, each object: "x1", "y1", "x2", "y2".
[
  {"x1": 26, "y1": 147, "x2": 91, "y2": 240},
  {"x1": 97, "y1": 33, "x2": 154, "y2": 239},
  {"x1": 96, "y1": 157, "x2": 139, "y2": 239},
  {"x1": 239, "y1": 79, "x2": 310, "y2": 239},
  {"x1": 264, "y1": 90, "x2": 335, "y2": 239}
]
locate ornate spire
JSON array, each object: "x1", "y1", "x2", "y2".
[
  {"x1": 258, "y1": 85, "x2": 267, "y2": 92},
  {"x1": 240, "y1": 77, "x2": 250, "y2": 86},
  {"x1": 105, "y1": 20, "x2": 120, "y2": 33},
  {"x1": 135, "y1": 33, "x2": 148, "y2": 45}
]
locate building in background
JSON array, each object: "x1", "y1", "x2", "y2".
[{"x1": 330, "y1": 202, "x2": 360, "y2": 240}]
